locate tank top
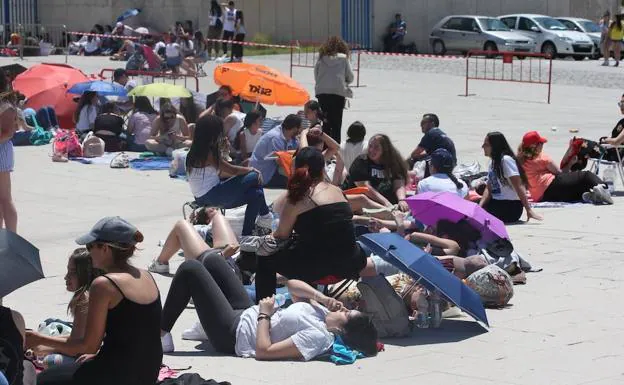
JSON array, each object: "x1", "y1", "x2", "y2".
[
  {"x1": 610, "y1": 22, "x2": 624, "y2": 40},
  {"x1": 188, "y1": 165, "x2": 220, "y2": 198},
  {"x1": 74, "y1": 275, "x2": 162, "y2": 384},
  {"x1": 223, "y1": 7, "x2": 237, "y2": 32},
  {"x1": 0, "y1": 306, "x2": 24, "y2": 385},
  {"x1": 243, "y1": 129, "x2": 262, "y2": 154}
]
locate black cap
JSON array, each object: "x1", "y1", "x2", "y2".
[
  {"x1": 113, "y1": 68, "x2": 127, "y2": 81},
  {"x1": 76, "y1": 216, "x2": 139, "y2": 246}
]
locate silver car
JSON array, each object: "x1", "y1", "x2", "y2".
[
  {"x1": 557, "y1": 17, "x2": 603, "y2": 58},
  {"x1": 429, "y1": 15, "x2": 536, "y2": 55}
]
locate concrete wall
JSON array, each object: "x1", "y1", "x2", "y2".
[
  {"x1": 37, "y1": 0, "x2": 341, "y2": 44},
  {"x1": 372, "y1": 0, "x2": 618, "y2": 52}
]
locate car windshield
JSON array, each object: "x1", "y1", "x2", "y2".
[
  {"x1": 478, "y1": 18, "x2": 510, "y2": 31},
  {"x1": 534, "y1": 17, "x2": 568, "y2": 30},
  {"x1": 578, "y1": 20, "x2": 601, "y2": 33}
]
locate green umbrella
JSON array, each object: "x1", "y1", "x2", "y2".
[{"x1": 128, "y1": 83, "x2": 192, "y2": 98}]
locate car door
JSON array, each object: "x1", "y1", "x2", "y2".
[
  {"x1": 460, "y1": 17, "x2": 484, "y2": 51},
  {"x1": 500, "y1": 17, "x2": 518, "y2": 30},
  {"x1": 560, "y1": 19, "x2": 581, "y2": 32},
  {"x1": 439, "y1": 17, "x2": 464, "y2": 52},
  {"x1": 517, "y1": 16, "x2": 542, "y2": 45}
]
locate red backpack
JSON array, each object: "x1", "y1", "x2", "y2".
[{"x1": 53, "y1": 129, "x2": 83, "y2": 158}]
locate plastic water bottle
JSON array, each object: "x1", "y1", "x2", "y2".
[
  {"x1": 414, "y1": 293, "x2": 430, "y2": 328},
  {"x1": 428, "y1": 291, "x2": 443, "y2": 328},
  {"x1": 274, "y1": 293, "x2": 287, "y2": 309},
  {"x1": 603, "y1": 165, "x2": 615, "y2": 194}
]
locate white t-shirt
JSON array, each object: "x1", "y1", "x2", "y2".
[
  {"x1": 488, "y1": 155, "x2": 520, "y2": 201},
  {"x1": 154, "y1": 41, "x2": 166, "y2": 53},
  {"x1": 243, "y1": 129, "x2": 263, "y2": 153},
  {"x1": 235, "y1": 302, "x2": 334, "y2": 361},
  {"x1": 76, "y1": 105, "x2": 98, "y2": 132},
  {"x1": 188, "y1": 166, "x2": 220, "y2": 198},
  {"x1": 418, "y1": 173, "x2": 468, "y2": 198},
  {"x1": 226, "y1": 111, "x2": 245, "y2": 144},
  {"x1": 84, "y1": 37, "x2": 100, "y2": 53},
  {"x1": 340, "y1": 141, "x2": 367, "y2": 172},
  {"x1": 112, "y1": 80, "x2": 137, "y2": 104},
  {"x1": 165, "y1": 42, "x2": 181, "y2": 58},
  {"x1": 223, "y1": 7, "x2": 238, "y2": 32}
]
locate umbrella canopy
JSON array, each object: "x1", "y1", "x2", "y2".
[
  {"x1": 407, "y1": 191, "x2": 509, "y2": 243},
  {"x1": 359, "y1": 232, "x2": 489, "y2": 328},
  {"x1": 128, "y1": 83, "x2": 192, "y2": 98},
  {"x1": 117, "y1": 8, "x2": 141, "y2": 23},
  {"x1": 213, "y1": 63, "x2": 309, "y2": 106},
  {"x1": 13, "y1": 63, "x2": 91, "y2": 99},
  {"x1": 0, "y1": 230, "x2": 44, "y2": 298},
  {"x1": 0, "y1": 63, "x2": 27, "y2": 78},
  {"x1": 24, "y1": 84, "x2": 78, "y2": 129},
  {"x1": 68, "y1": 80, "x2": 128, "y2": 96}
]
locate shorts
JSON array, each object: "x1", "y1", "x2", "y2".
[
  {"x1": 166, "y1": 56, "x2": 183, "y2": 67},
  {"x1": 197, "y1": 248, "x2": 224, "y2": 264}
]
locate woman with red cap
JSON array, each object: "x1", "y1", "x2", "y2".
[{"x1": 518, "y1": 131, "x2": 612, "y2": 204}]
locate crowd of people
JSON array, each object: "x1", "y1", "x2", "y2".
[{"x1": 1, "y1": 33, "x2": 623, "y2": 385}]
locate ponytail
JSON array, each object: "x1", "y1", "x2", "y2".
[
  {"x1": 446, "y1": 172, "x2": 464, "y2": 190},
  {"x1": 287, "y1": 166, "x2": 314, "y2": 204}
]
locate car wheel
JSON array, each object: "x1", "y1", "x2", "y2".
[
  {"x1": 541, "y1": 42, "x2": 557, "y2": 58},
  {"x1": 573, "y1": 56, "x2": 585, "y2": 61},
  {"x1": 432, "y1": 40, "x2": 446, "y2": 55},
  {"x1": 484, "y1": 42, "x2": 498, "y2": 58}
]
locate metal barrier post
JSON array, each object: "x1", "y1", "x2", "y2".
[
  {"x1": 465, "y1": 53, "x2": 469, "y2": 97},
  {"x1": 18, "y1": 24, "x2": 24, "y2": 60},
  {"x1": 64, "y1": 24, "x2": 68, "y2": 63},
  {"x1": 547, "y1": 56, "x2": 552, "y2": 105},
  {"x1": 356, "y1": 50, "x2": 361, "y2": 87},
  {"x1": 290, "y1": 44, "x2": 294, "y2": 77}
]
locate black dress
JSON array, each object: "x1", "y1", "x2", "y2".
[
  {"x1": 38, "y1": 275, "x2": 163, "y2": 385},
  {"x1": 255, "y1": 199, "x2": 367, "y2": 301},
  {"x1": 0, "y1": 306, "x2": 24, "y2": 385}
]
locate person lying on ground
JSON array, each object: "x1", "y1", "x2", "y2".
[
  {"x1": 159, "y1": 252, "x2": 378, "y2": 360},
  {"x1": 344, "y1": 134, "x2": 410, "y2": 211},
  {"x1": 518, "y1": 131, "x2": 612, "y2": 204},
  {"x1": 28, "y1": 217, "x2": 162, "y2": 385},
  {"x1": 26, "y1": 248, "x2": 102, "y2": 369},
  {"x1": 144, "y1": 102, "x2": 191, "y2": 156}
]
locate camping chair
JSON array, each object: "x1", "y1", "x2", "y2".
[
  {"x1": 588, "y1": 144, "x2": 624, "y2": 191},
  {"x1": 314, "y1": 275, "x2": 355, "y2": 299}
]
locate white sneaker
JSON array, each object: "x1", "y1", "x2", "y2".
[
  {"x1": 592, "y1": 185, "x2": 614, "y2": 205},
  {"x1": 148, "y1": 260, "x2": 170, "y2": 274},
  {"x1": 256, "y1": 213, "x2": 274, "y2": 230},
  {"x1": 161, "y1": 332, "x2": 175, "y2": 353},
  {"x1": 182, "y1": 321, "x2": 209, "y2": 341}
]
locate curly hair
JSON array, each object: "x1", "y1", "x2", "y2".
[{"x1": 318, "y1": 36, "x2": 350, "y2": 58}]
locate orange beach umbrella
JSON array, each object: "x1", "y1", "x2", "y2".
[{"x1": 213, "y1": 63, "x2": 309, "y2": 106}]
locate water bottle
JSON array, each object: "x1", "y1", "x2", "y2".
[
  {"x1": 428, "y1": 291, "x2": 443, "y2": 328},
  {"x1": 274, "y1": 293, "x2": 287, "y2": 309},
  {"x1": 603, "y1": 165, "x2": 615, "y2": 194},
  {"x1": 414, "y1": 293, "x2": 430, "y2": 328}
]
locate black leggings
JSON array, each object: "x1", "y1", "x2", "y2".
[
  {"x1": 231, "y1": 33, "x2": 245, "y2": 60},
  {"x1": 541, "y1": 171, "x2": 605, "y2": 202},
  {"x1": 483, "y1": 199, "x2": 524, "y2": 223},
  {"x1": 222, "y1": 30, "x2": 235, "y2": 54},
  {"x1": 317, "y1": 93, "x2": 345, "y2": 143},
  {"x1": 161, "y1": 255, "x2": 253, "y2": 354}
]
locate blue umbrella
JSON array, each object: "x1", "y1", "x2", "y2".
[
  {"x1": 359, "y1": 232, "x2": 489, "y2": 328},
  {"x1": 67, "y1": 81, "x2": 128, "y2": 96},
  {"x1": 116, "y1": 8, "x2": 141, "y2": 23}
]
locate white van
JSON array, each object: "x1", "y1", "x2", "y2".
[{"x1": 499, "y1": 14, "x2": 595, "y2": 60}]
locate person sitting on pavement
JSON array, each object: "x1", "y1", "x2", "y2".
[
  {"x1": 159, "y1": 251, "x2": 378, "y2": 360},
  {"x1": 0, "y1": 305, "x2": 35, "y2": 385},
  {"x1": 345, "y1": 134, "x2": 410, "y2": 211},
  {"x1": 340, "y1": 121, "x2": 367, "y2": 173},
  {"x1": 93, "y1": 102, "x2": 125, "y2": 152},
  {"x1": 25, "y1": 248, "x2": 102, "y2": 369},
  {"x1": 384, "y1": 13, "x2": 407, "y2": 53},
  {"x1": 74, "y1": 91, "x2": 99, "y2": 135},
  {"x1": 517, "y1": 131, "x2": 612, "y2": 204},
  {"x1": 29, "y1": 217, "x2": 163, "y2": 385},
  {"x1": 144, "y1": 102, "x2": 191, "y2": 156},
  {"x1": 417, "y1": 148, "x2": 468, "y2": 198},
  {"x1": 249, "y1": 114, "x2": 302, "y2": 188},
  {"x1": 479, "y1": 131, "x2": 542, "y2": 223},
  {"x1": 126, "y1": 96, "x2": 158, "y2": 152},
  {"x1": 407, "y1": 113, "x2": 457, "y2": 170},
  {"x1": 299, "y1": 125, "x2": 345, "y2": 186},
  {"x1": 236, "y1": 109, "x2": 263, "y2": 165},
  {"x1": 205, "y1": 85, "x2": 242, "y2": 114},
  {"x1": 214, "y1": 97, "x2": 244, "y2": 148}
]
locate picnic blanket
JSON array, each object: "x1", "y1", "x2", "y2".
[
  {"x1": 129, "y1": 157, "x2": 171, "y2": 171},
  {"x1": 70, "y1": 152, "x2": 122, "y2": 165},
  {"x1": 530, "y1": 201, "x2": 586, "y2": 209}
]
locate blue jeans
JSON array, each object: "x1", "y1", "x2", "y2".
[
  {"x1": 36, "y1": 106, "x2": 59, "y2": 130},
  {"x1": 195, "y1": 171, "x2": 269, "y2": 236}
]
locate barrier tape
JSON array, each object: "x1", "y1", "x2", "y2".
[
  {"x1": 68, "y1": 31, "x2": 140, "y2": 40},
  {"x1": 205, "y1": 38, "x2": 297, "y2": 49},
  {"x1": 361, "y1": 51, "x2": 463, "y2": 59}
]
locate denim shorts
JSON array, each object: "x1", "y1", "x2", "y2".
[{"x1": 166, "y1": 55, "x2": 183, "y2": 67}]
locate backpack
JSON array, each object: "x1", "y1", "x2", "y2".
[
  {"x1": 466, "y1": 265, "x2": 514, "y2": 308},
  {"x1": 53, "y1": 129, "x2": 82, "y2": 158},
  {"x1": 356, "y1": 275, "x2": 411, "y2": 338}
]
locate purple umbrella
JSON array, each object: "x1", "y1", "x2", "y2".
[{"x1": 406, "y1": 191, "x2": 508, "y2": 242}]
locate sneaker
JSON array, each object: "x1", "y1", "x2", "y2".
[
  {"x1": 256, "y1": 213, "x2": 273, "y2": 230},
  {"x1": 591, "y1": 185, "x2": 614, "y2": 205},
  {"x1": 148, "y1": 260, "x2": 170, "y2": 274},
  {"x1": 582, "y1": 191, "x2": 594, "y2": 204},
  {"x1": 602, "y1": 60, "x2": 609, "y2": 66},
  {"x1": 182, "y1": 321, "x2": 209, "y2": 341},
  {"x1": 161, "y1": 332, "x2": 175, "y2": 353}
]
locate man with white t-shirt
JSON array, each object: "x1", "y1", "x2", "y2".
[{"x1": 221, "y1": 1, "x2": 237, "y2": 56}]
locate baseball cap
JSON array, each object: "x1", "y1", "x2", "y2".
[
  {"x1": 430, "y1": 148, "x2": 455, "y2": 171},
  {"x1": 522, "y1": 131, "x2": 548, "y2": 146},
  {"x1": 76, "y1": 216, "x2": 139, "y2": 245}
]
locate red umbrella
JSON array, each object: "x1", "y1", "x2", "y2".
[{"x1": 13, "y1": 63, "x2": 93, "y2": 129}]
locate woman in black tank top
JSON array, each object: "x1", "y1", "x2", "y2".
[
  {"x1": 28, "y1": 217, "x2": 162, "y2": 385},
  {"x1": 255, "y1": 147, "x2": 366, "y2": 302}
]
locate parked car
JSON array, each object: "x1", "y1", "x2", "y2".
[
  {"x1": 556, "y1": 17, "x2": 602, "y2": 58},
  {"x1": 499, "y1": 14, "x2": 595, "y2": 60},
  {"x1": 429, "y1": 15, "x2": 536, "y2": 55}
]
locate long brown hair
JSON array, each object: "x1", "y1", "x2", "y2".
[
  {"x1": 318, "y1": 36, "x2": 350, "y2": 58},
  {"x1": 67, "y1": 248, "x2": 103, "y2": 316},
  {"x1": 369, "y1": 134, "x2": 408, "y2": 183}
]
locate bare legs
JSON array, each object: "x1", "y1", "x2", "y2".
[
  {"x1": 0, "y1": 172, "x2": 17, "y2": 232},
  {"x1": 156, "y1": 208, "x2": 239, "y2": 265}
]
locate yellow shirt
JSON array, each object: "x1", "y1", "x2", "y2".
[{"x1": 609, "y1": 22, "x2": 624, "y2": 40}]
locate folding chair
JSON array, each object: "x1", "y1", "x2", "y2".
[{"x1": 588, "y1": 144, "x2": 624, "y2": 191}]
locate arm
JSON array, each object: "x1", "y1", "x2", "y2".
[
  {"x1": 150, "y1": 117, "x2": 162, "y2": 138},
  {"x1": 126, "y1": 114, "x2": 136, "y2": 135},
  {"x1": 345, "y1": 59, "x2": 354, "y2": 85},
  {"x1": 254, "y1": 297, "x2": 303, "y2": 361},
  {"x1": 25, "y1": 277, "x2": 111, "y2": 356},
  {"x1": 273, "y1": 200, "x2": 299, "y2": 239},
  {"x1": 218, "y1": 159, "x2": 256, "y2": 178},
  {"x1": 332, "y1": 152, "x2": 345, "y2": 186},
  {"x1": 354, "y1": 181, "x2": 392, "y2": 207},
  {"x1": 604, "y1": 129, "x2": 624, "y2": 145},
  {"x1": 314, "y1": 60, "x2": 320, "y2": 83},
  {"x1": 407, "y1": 232, "x2": 460, "y2": 256},
  {"x1": 546, "y1": 158, "x2": 561, "y2": 175},
  {"x1": 11, "y1": 310, "x2": 25, "y2": 348},
  {"x1": 68, "y1": 298, "x2": 89, "y2": 342},
  {"x1": 479, "y1": 183, "x2": 492, "y2": 207},
  {"x1": 178, "y1": 117, "x2": 190, "y2": 139},
  {"x1": 394, "y1": 179, "x2": 408, "y2": 211},
  {"x1": 0, "y1": 109, "x2": 17, "y2": 143},
  {"x1": 410, "y1": 146, "x2": 427, "y2": 160},
  {"x1": 509, "y1": 175, "x2": 542, "y2": 221},
  {"x1": 239, "y1": 131, "x2": 248, "y2": 156}
]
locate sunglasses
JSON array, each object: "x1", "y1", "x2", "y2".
[{"x1": 86, "y1": 242, "x2": 102, "y2": 251}]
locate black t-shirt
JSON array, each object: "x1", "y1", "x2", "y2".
[
  {"x1": 348, "y1": 155, "x2": 399, "y2": 204},
  {"x1": 94, "y1": 114, "x2": 124, "y2": 136},
  {"x1": 611, "y1": 118, "x2": 624, "y2": 139},
  {"x1": 418, "y1": 127, "x2": 457, "y2": 163}
]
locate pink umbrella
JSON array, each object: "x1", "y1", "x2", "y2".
[{"x1": 406, "y1": 191, "x2": 508, "y2": 242}]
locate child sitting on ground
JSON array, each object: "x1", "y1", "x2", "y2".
[
  {"x1": 235, "y1": 109, "x2": 263, "y2": 166},
  {"x1": 340, "y1": 121, "x2": 367, "y2": 172}
]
